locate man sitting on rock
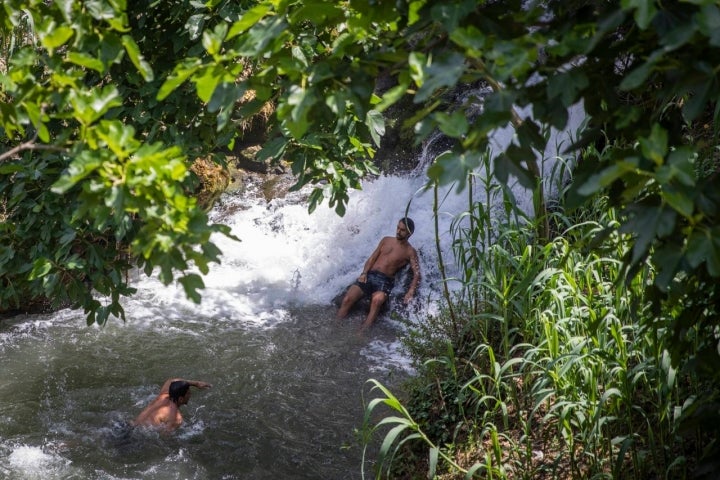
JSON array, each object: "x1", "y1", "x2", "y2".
[{"x1": 336, "y1": 217, "x2": 420, "y2": 331}]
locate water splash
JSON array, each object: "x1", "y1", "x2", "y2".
[{"x1": 4, "y1": 444, "x2": 74, "y2": 480}]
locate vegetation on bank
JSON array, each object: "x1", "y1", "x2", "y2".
[
  {"x1": 363, "y1": 154, "x2": 716, "y2": 479},
  {"x1": 2, "y1": 0, "x2": 720, "y2": 477}
]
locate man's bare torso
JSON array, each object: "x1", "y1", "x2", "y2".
[{"x1": 370, "y1": 236, "x2": 417, "y2": 278}]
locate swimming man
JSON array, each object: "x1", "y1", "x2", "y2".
[
  {"x1": 131, "y1": 378, "x2": 212, "y2": 432},
  {"x1": 336, "y1": 217, "x2": 420, "y2": 331}
]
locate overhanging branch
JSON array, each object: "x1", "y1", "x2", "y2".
[{"x1": 0, "y1": 135, "x2": 65, "y2": 162}]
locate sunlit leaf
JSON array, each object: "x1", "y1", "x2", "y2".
[
  {"x1": 227, "y1": 3, "x2": 272, "y2": 40},
  {"x1": 40, "y1": 25, "x2": 73, "y2": 51},
  {"x1": 157, "y1": 59, "x2": 202, "y2": 100},
  {"x1": 375, "y1": 81, "x2": 410, "y2": 113},
  {"x1": 67, "y1": 52, "x2": 105, "y2": 73},
  {"x1": 202, "y1": 23, "x2": 228, "y2": 56},
  {"x1": 192, "y1": 65, "x2": 224, "y2": 103},
  {"x1": 185, "y1": 14, "x2": 206, "y2": 40},
  {"x1": 121, "y1": 35, "x2": 154, "y2": 81},
  {"x1": 366, "y1": 110, "x2": 385, "y2": 147},
  {"x1": 28, "y1": 258, "x2": 52, "y2": 280}
]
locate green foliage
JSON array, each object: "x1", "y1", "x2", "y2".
[
  {"x1": 362, "y1": 378, "x2": 475, "y2": 480},
  {"x1": 0, "y1": 1, "x2": 231, "y2": 323},
  {"x1": 154, "y1": 0, "x2": 386, "y2": 214},
  {"x1": 3, "y1": 0, "x2": 717, "y2": 321},
  {"x1": 369, "y1": 192, "x2": 711, "y2": 478}
]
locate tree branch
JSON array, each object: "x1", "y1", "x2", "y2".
[{"x1": 0, "y1": 136, "x2": 65, "y2": 162}]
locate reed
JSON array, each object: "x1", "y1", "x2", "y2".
[{"x1": 363, "y1": 155, "x2": 704, "y2": 478}]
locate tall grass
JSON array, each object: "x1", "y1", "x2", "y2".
[
  {"x1": 1, "y1": 9, "x2": 34, "y2": 74},
  {"x1": 363, "y1": 154, "x2": 703, "y2": 479}
]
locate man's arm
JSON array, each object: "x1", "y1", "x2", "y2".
[
  {"x1": 359, "y1": 238, "x2": 386, "y2": 280},
  {"x1": 159, "y1": 378, "x2": 212, "y2": 394},
  {"x1": 403, "y1": 248, "x2": 421, "y2": 304},
  {"x1": 187, "y1": 380, "x2": 212, "y2": 389}
]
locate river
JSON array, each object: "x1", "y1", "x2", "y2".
[
  {"x1": 0, "y1": 103, "x2": 583, "y2": 479},
  {"x1": 0, "y1": 168, "x2": 459, "y2": 480}
]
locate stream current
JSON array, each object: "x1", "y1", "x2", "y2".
[{"x1": 0, "y1": 174, "x2": 447, "y2": 480}]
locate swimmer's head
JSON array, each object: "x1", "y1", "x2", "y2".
[{"x1": 169, "y1": 381, "x2": 191, "y2": 404}]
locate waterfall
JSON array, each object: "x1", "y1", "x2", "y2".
[
  {"x1": 127, "y1": 100, "x2": 585, "y2": 325},
  {"x1": 121, "y1": 101, "x2": 585, "y2": 331}
]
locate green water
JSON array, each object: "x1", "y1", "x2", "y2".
[{"x1": 0, "y1": 304, "x2": 410, "y2": 479}]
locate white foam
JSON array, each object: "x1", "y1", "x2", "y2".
[
  {"x1": 362, "y1": 339, "x2": 416, "y2": 375},
  {"x1": 6, "y1": 444, "x2": 72, "y2": 479}
]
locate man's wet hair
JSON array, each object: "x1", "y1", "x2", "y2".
[
  {"x1": 399, "y1": 217, "x2": 415, "y2": 235},
  {"x1": 169, "y1": 381, "x2": 191, "y2": 404}
]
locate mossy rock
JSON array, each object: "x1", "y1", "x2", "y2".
[{"x1": 189, "y1": 157, "x2": 231, "y2": 210}]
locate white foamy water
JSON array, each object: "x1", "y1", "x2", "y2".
[
  {"x1": 3, "y1": 444, "x2": 76, "y2": 479},
  {"x1": 132, "y1": 100, "x2": 583, "y2": 319}
]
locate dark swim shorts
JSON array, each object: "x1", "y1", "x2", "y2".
[{"x1": 355, "y1": 270, "x2": 395, "y2": 297}]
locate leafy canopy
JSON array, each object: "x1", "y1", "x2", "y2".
[{"x1": 1, "y1": 0, "x2": 232, "y2": 324}]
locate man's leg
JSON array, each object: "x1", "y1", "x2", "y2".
[
  {"x1": 337, "y1": 284, "x2": 364, "y2": 319},
  {"x1": 359, "y1": 291, "x2": 388, "y2": 331}
]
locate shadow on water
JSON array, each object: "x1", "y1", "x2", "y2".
[{"x1": 0, "y1": 304, "x2": 412, "y2": 480}]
